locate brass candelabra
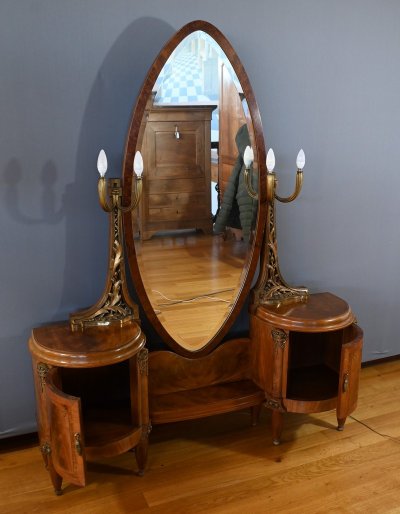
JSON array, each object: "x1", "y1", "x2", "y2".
[
  {"x1": 70, "y1": 150, "x2": 143, "y2": 331},
  {"x1": 244, "y1": 147, "x2": 308, "y2": 307}
]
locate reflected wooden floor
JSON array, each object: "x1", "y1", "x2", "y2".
[
  {"x1": 1, "y1": 360, "x2": 400, "y2": 513},
  {"x1": 135, "y1": 231, "x2": 249, "y2": 350}
]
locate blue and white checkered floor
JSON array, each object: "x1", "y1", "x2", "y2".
[
  {"x1": 154, "y1": 48, "x2": 219, "y2": 140},
  {"x1": 155, "y1": 50, "x2": 211, "y2": 104}
]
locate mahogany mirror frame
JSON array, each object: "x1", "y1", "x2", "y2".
[{"x1": 122, "y1": 19, "x2": 267, "y2": 357}]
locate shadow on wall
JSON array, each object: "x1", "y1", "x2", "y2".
[
  {"x1": 4, "y1": 159, "x2": 64, "y2": 225},
  {"x1": 58, "y1": 18, "x2": 176, "y2": 347}
]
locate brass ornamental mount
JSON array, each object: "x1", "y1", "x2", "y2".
[
  {"x1": 244, "y1": 147, "x2": 308, "y2": 307},
  {"x1": 271, "y1": 328, "x2": 288, "y2": 350},
  {"x1": 70, "y1": 150, "x2": 143, "y2": 331},
  {"x1": 37, "y1": 362, "x2": 50, "y2": 393},
  {"x1": 138, "y1": 348, "x2": 149, "y2": 376}
]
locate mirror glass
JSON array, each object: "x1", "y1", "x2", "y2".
[{"x1": 125, "y1": 23, "x2": 264, "y2": 354}]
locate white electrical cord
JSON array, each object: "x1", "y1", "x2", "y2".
[{"x1": 152, "y1": 288, "x2": 234, "y2": 306}]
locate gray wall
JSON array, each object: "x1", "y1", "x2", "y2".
[{"x1": 1, "y1": 0, "x2": 399, "y2": 437}]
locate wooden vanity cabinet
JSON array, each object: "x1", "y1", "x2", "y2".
[
  {"x1": 29, "y1": 322, "x2": 149, "y2": 495},
  {"x1": 138, "y1": 105, "x2": 216, "y2": 240},
  {"x1": 250, "y1": 293, "x2": 363, "y2": 445}
]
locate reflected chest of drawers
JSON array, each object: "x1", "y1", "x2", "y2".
[{"x1": 139, "y1": 105, "x2": 216, "y2": 240}]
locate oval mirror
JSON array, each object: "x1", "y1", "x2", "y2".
[{"x1": 122, "y1": 20, "x2": 266, "y2": 356}]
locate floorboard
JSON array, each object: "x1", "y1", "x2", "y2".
[{"x1": 135, "y1": 232, "x2": 249, "y2": 350}]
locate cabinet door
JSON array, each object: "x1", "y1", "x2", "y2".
[
  {"x1": 45, "y1": 368, "x2": 86, "y2": 487},
  {"x1": 337, "y1": 325, "x2": 363, "y2": 420},
  {"x1": 146, "y1": 121, "x2": 206, "y2": 180}
]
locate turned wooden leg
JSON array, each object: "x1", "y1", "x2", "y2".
[
  {"x1": 48, "y1": 458, "x2": 63, "y2": 495},
  {"x1": 135, "y1": 429, "x2": 149, "y2": 476},
  {"x1": 251, "y1": 404, "x2": 262, "y2": 426},
  {"x1": 272, "y1": 409, "x2": 284, "y2": 445},
  {"x1": 337, "y1": 417, "x2": 347, "y2": 431}
]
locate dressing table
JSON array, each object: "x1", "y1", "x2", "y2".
[{"x1": 29, "y1": 19, "x2": 363, "y2": 495}]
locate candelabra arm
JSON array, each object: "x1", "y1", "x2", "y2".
[
  {"x1": 98, "y1": 177, "x2": 114, "y2": 212},
  {"x1": 266, "y1": 173, "x2": 276, "y2": 203},
  {"x1": 275, "y1": 170, "x2": 304, "y2": 203},
  {"x1": 251, "y1": 170, "x2": 308, "y2": 308},
  {"x1": 118, "y1": 177, "x2": 143, "y2": 213},
  {"x1": 243, "y1": 166, "x2": 258, "y2": 200},
  {"x1": 70, "y1": 177, "x2": 140, "y2": 331}
]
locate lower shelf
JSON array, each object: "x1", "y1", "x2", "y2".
[
  {"x1": 150, "y1": 379, "x2": 265, "y2": 424},
  {"x1": 83, "y1": 407, "x2": 142, "y2": 458},
  {"x1": 283, "y1": 396, "x2": 338, "y2": 414}
]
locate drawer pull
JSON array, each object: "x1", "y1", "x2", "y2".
[
  {"x1": 343, "y1": 373, "x2": 349, "y2": 393},
  {"x1": 174, "y1": 125, "x2": 180, "y2": 139}
]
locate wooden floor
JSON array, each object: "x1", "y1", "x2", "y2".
[
  {"x1": 1, "y1": 360, "x2": 400, "y2": 513},
  {"x1": 135, "y1": 232, "x2": 249, "y2": 350}
]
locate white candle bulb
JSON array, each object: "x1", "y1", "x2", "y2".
[
  {"x1": 97, "y1": 149, "x2": 107, "y2": 177},
  {"x1": 266, "y1": 148, "x2": 276, "y2": 172},
  {"x1": 133, "y1": 151, "x2": 144, "y2": 177},
  {"x1": 243, "y1": 146, "x2": 254, "y2": 168},
  {"x1": 296, "y1": 149, "x2": 305, "y2": 170}
]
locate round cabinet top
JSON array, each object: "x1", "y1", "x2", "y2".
[
  {"x1": 254, "y1": 292, "x2": 356, "y2": 332},
  {"x1": 29, "y1": 321, "x2": 146, "y2": 367}
]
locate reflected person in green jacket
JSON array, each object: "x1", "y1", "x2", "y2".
[{"x1": 213, "y1": 123, "x2": 258, "y2": 242}]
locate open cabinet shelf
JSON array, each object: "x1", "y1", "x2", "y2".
[{"x1": 286, "y1": 364, "x2": 339, "y2": 402}]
